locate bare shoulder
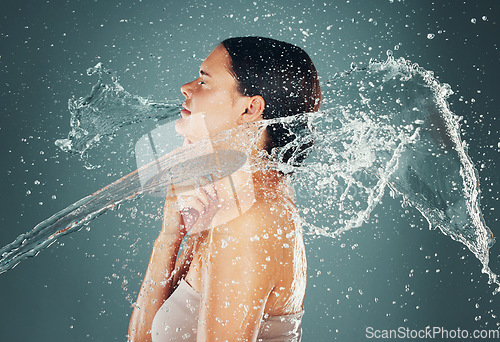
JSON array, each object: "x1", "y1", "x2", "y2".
[
  {"x1": 225, "y1": 189, "x2": 294, "y2": 229},
  {"x1": 208, "y1": 189, "x2": 298, "y2": 258},
  {"x1": 201, "y1": 171, "x2": 301, "y2": 269}
]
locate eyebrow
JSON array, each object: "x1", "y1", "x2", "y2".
[{"x1": 199, "y1": 69, "x2": 212, "y2": 77}]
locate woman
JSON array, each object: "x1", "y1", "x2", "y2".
[{"x1": 128, "y1": 36, "x2": 321, "y2": 341}]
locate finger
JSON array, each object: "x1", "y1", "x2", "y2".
[
  {"x1": 200, "y1": 185, "x2": 218, "y2": 206},
  {"x1": 177, "y1": 183, "x2": 219, "y2": 216},
  {"x1": 197, "y1": 186, "x2": 211, "y2": 204},
  {"x1": 185, "y1": 186, "x2": 212, "y2": 207},
  {"x1": 201, "y1": 181, "x2": 219, "y2": 202},
  {"x1": 180, "y1": 188, "x2": 208, "y2": 211},
  {"x1": 177, "y1": 193, "x2": 204, "y2": 213},
  {"x1": 180, "y1": 207, "x2": 199, "y2": 232}
]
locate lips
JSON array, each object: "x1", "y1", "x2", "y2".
[{"x1": 181, "y1": 103, "x2": 191, "y2": 115}]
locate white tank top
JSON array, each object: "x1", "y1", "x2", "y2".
[{"x1": 151, "y1": 278, "x2": 304, "y2": 341}]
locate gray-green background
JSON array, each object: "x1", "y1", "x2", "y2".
[{"x1": 1, "y1": 0, "x2": 499, "y2": 341}]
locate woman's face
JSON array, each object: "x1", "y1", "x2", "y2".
[{"x1": 175, "y1": 44, "x2": 249, "y2": 143}]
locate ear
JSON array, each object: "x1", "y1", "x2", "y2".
[{"x1": 238, "y1": 96, "x2": 265, "y2": 124}]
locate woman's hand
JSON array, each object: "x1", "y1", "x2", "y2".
[
  {"x1": 176, "y1": 176, "x2": 221, "y2": 234},
  {"x1": 160, "y1": 175, "x2": 221, "y2": 239},
  {"x1": 159, "y1": 134, "x2": 223, "y2": 237}
]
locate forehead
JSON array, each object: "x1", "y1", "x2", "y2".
[{"x1": 200, "y1": 44, "x2": 232, "y2": 75}]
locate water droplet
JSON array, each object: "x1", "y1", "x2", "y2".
[
  {"x1": 482, "y1": 16, "x2": 488, "y2": 21},
  {"x1": 471, "y1": 18, "x2": 477, "y2": 24},
  {"x1": 427, "y1": 33, "x2": 435, "y2": 40}
]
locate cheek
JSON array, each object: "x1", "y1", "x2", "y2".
[
  {"x1": 202, "y1": 110, "x2": 235, "y2": 137},
  {"x1": 195, "y1": 90, "x2": 240, "y2": 135}
]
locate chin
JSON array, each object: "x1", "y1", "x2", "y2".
[{"x1": 174, "y1": 118, "x2": 186, "y2": 136}]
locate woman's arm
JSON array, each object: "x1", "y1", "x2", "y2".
[
  {"x1": 127, "y1": 199, "x2": 186, "y2": 342},
  {"x1": 197, "y1": 204, "x2": 278, "y2": 341}
]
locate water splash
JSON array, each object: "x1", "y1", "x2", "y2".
[
  {"x1": 54, "y1": 63, "x2": 183, "y2": 168},
  {"x1": 291, "y1": 55, "x2": 497, "y2": 292},
  {"x1": 1, "y1": 55, "x2": 497, "y2": 294}
]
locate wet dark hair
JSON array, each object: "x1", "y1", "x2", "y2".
[{"x1": 221, "y1": 36, "x2": 321, "y2": 167}]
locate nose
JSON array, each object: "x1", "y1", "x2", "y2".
[{"x1": 181, "y1": 80, "x2": 194, "y2": 99}]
